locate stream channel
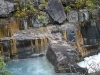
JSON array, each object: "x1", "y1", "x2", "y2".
[{"x1": 5, "y1": 52, "x2": 100, "y2": 75}]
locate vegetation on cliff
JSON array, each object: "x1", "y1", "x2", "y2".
[
  {"x1": 14, "y1": 0, "x2": 48, "y2": 25},
  {"x1": 0, "y1": 56, "x2": 11, "y2": 75},
  {"x1": 65, "y1": 0, "x2": 97, "y2": 12}
]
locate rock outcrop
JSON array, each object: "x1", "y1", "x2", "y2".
[{"x1": 46, "y1": 39, "x2": 87, "y2": 74}]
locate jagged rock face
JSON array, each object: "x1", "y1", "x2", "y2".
[
  {"x1": 81, "y1": 20, "x2": 100, "y2": 50},
  {"x1": 0, "y1": 27, "x2": 49, "y2": 59},
  {"x1": 0, "y1": 1, "x2": 14, "y2": 17},
  {"x1": 46, "y1": 44, "x2": 87, "y2": 74},
  {"x1": 46, "y1": 0, "x2": 66, "y2": 23},
  {"x1": 0, "y1": 19, "x2": 19, "y2": 38},
  {"x1": 67, "y1": 10, "x2": 89, "y2": 23}
]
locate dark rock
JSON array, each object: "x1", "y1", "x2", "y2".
[
  {"x1": 96, "y1": 20, "x2": 100, "y2": 34},
  {"x1": 0, "y1": 1, "x2": 14, "y2": 17},
  {"x1": 81, "y1": 20, "x2": 100, "y2": 50},
  {"x1": 16, "y1": 40, "x2": 33, "y2": 59},
  {"x1": 46, "y1": 44, "x2": 87, "y2": 74},
  {"x1": 46, "y1": 0, "x2": 66, "y2": 23},
  {"x1": 66, "y1": 29, "x2": 76, "y2": 43},
  {"x1": 81, "y1": 20, "x2": 100, "y2": 39}
]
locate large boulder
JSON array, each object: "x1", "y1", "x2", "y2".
[
  {"x1": 46, "y1": 0, "x2": 66, "y2": 23},
  {"x1": 0, "y1": 0, "x2": 14, "y2": 17},
  {"x1": 46, "y1": 42, "x2": 87, "y2": 74}
]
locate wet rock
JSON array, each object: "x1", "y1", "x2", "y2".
[
  {"x1": 96, "y1": 20, "x2": 100, "y2": 33},
  {"x1": 46, "y1": 0, "x2": 66, "y2": 23},
  {"x1": 46, "y1": 43, "x2": 87, "y2": 74},
  {"x1": 1, "y1": 40, "x2": 10, "y2": 61},
  {"x1": 16, "y1": 40, "x2": 33, "y2": 59},
  {"x1": 0, "y1": 0, "x2": 14, "y2": 17},
  {"x1": 81, "y1": 20, "x2": 100, "y2": 39},
  {"x1": 67, "y1": 10, "x2": 78, "y2": 23},
  {"x1": 81, "y1": 20, "x2": 100, "y2": 50}
]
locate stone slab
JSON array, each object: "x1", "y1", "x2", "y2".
[{"x1": 46, "y1": 0, "x2": 66, "y2": 23}]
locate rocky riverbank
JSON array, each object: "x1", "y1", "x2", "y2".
[{"x1": 0, "y1": 0, "x2": 100, "y2": 74}]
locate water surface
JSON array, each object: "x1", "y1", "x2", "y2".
[
  {"x1": 78, "y1": 53, "x2": 100, "y2": 73},
  {"x1": 6, "y1": 56, "x2": 55, "y2": 75}
]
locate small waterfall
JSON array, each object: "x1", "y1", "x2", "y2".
[
  {"x1": 44, "y1": 38, "x2": 48, "y2": 50},
  {"x1": 38, "y1": 39, "x2": 41, "y2": 54},
  {"x1": 23, "y1": 18, "x2": 28, "y2": 30},
  {"x1": 63, "y1": 30, "x2": 67, "y2": 40},
  {"x1": 35, "y1": 39, "x2": 39, "y2": 54},
  {"x1": 31, "y1": 39, "x2": 34, "y2": 53},
  {"x1": 2, "y1": 40, "x2": 10, "y2": 61},
  {"x1": 41, "y1": 38, "x2": 44, "y2": 53},
  {"x1": 30, "y1": 16, "x2": 34, "y2": 27},
  {"x1": 10, "y1": 39, "x2": 18, "y2": 55}
]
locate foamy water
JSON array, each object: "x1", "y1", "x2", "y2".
[
  {"x1": 6, "y1": 56, "x2": 55, "y2": 75},
  {"x1": 78, "y1": 53, "x2": 100, "y2": 73}
]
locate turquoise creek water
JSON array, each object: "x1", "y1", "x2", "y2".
[{"x1": 6, "y1": 56, "x2": 56, "y2": 75}]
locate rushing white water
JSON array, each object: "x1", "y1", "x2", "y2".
[
  {"x1": 6, "y1": 56, "x2": 55, "y2": 75},
  {"x1": 23, "y1": 19, "x2": 28, "y2": 30},
  {"x1": 78, "y1": 53, "x2": 100, "y2": 73}
]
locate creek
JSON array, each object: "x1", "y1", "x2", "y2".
[
  {"x1": 5, "y1": 56, "x2": 55, "y2": 75},
  {"x1": 6, "y1": 52, "x2": 100, "y2": 75}
]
